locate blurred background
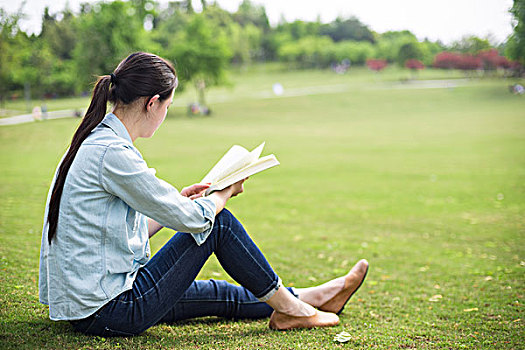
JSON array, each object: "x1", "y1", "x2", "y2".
[
  {"x1": 0, "y1": 1, "x2": 524, "y2": 348},
  {"x1": 0, "y1": 0, "x2": 522, "y2": 116}
]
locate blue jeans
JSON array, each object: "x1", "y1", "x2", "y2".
[{"x1": 71, "y1": 209, "x2": 294, "y2": 336}]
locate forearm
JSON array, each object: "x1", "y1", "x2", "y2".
[
  {"x1": 147, "y1": 190, "x2": 229, "y2": 238},
  {"x1": 147, "y1": 217, "x2": 164, "y2": 238}
]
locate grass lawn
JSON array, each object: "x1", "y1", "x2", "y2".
[{"x1": 0, "y1": 65, "x2": 523, "y2": 349}]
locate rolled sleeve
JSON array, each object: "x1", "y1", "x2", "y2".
[{"x1": 100, "y1": 142, "x2": 216, "y2": 244}]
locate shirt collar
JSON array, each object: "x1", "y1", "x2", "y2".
[{"x1": 100, "y1": 113, "x2": 133, "y2": 144}]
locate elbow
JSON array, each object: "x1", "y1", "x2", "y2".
[{"x1": 180, "y1": 219, "x2": 212, "y2": 234}]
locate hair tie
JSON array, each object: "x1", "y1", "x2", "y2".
[{"x1": 110, "y1": 73, "x2": 117, "y2": 85}]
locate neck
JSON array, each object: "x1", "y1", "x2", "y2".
[{"x1": 112, "y1": 105, "x2": 143, "y2": 142}]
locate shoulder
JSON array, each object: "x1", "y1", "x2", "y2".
[{"x1": 82, "y1": 124, "x2": 142, "y2": 159}]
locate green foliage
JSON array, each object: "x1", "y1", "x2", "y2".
[
  {"x1": 40, "y1": 8, "x2": 76, "y2": 60},
  {"x1": 506, "y1": 0, "x2": 525, "y2": 64},
  {"x1": 419, "y1": 39, "x2": 446, "y2": 66},
  {"x1": 227, "y1": 22, "x2": 263, "y2": 64},
  {"x1": 73, "y1": 1, "x2": 147, "y2": 92},
  {"x1": 163, "y1": 14, "x2": 231, "y2": 101},
  {"x1": 0, "y1": 8, "x2": 22, "y2": 101},
  {"x1": 278, "y1": 36, "x2": 335, "y2": 68},
  {"x1": 330, "y1": 41, "x2": 376, "y2": 65},
  {"x1": 276, "y1": 20, "x2": 321, "y2": 40},
  {"x1": 450, "y1": 35, "x2": 492, "y2": 55},
  {"x1": 0, "y1": 0, "x2": 512, "y2": 101},
  {"x1": 396, "y1": 42, "x2": 424, "y2": 66},
  {"x1": 374, "y1": 30, "x2": 419, "y2": 62},
  {"x1": 233, "y1": 0, "x2": 270, "y2": 32},
  {"x1": 319, "y1": 16, "x2": 375, "y2": 43}
]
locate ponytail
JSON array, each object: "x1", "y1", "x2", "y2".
[
  {"x1": 47, "y1": 76, "x2": 112, "y2": 244},
  {"x1": 46, "y1": 52, "x2": 176, "y2": 244}
]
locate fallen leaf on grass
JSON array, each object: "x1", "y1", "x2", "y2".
[
  {"x1": 463, "y1": 308, "x2": 478, "y2": 312},
  {"x1": 428, "y1": 294, "x2": 442, "y2": 302},
  {"x1": 484, "y1": 276, "x2": 493, "y2": 281},
  {"x1": 333, "y1": 331, "x2": 352, "y2": 343}
]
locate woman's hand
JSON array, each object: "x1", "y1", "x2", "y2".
[
  {"x1": 181, "y1": 183, "x2": 210, "y2": 200},
  {"x1": 227, "y1": 178, "x2": 247, "y2": 197},
  {"x1": 207, "y1": 178, "x2": 248, "y2": 215}
]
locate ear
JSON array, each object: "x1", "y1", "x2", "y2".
[{"x1": 146, "y1": 95, "x2": 160, "y2": 111}]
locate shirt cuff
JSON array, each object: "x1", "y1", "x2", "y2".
[{"x1": 190, "y1": 197, "x2": 216, "y2": 246}]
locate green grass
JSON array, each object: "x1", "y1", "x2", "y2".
[{"x1": 0, "y1": 65, "x2": 524, "y2": 349}]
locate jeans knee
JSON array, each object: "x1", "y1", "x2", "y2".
[
  {"x1": 215, "y1": 208, "x2": 235, "y2": 227},
  {"x1": 212, "y1": 208, "x2": 245, "y2": 243}
]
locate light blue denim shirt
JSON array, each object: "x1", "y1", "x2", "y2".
[{"x1": 39, "y1": 113, "x2": 216, "y2": 321}]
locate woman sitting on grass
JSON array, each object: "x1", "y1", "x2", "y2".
[{"x1": 39, "y1": 52, "x2": 369, "y2": 336}]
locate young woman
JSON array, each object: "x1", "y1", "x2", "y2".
[{"x1": 39, "y1": 52, "x2": 369, "y2": 336}]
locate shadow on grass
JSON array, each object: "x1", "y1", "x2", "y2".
[{"x1": 1, "y1": 316, "x2": 272, "y2": 349}]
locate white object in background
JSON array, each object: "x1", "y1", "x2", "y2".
[{"x1": 272, "y1": 83, "x2": 284, "y2": 96}]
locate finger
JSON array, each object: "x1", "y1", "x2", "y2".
[
  {"x1": 190, "y1": 183, "x2": 211, "y2": 192},
  {"x1": 189, "y1": 193, "x2": 203, "y2": 200}
]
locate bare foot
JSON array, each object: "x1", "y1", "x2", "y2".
[
  {"x1": 318, "y1": 259, "x2": 369, "y2": 315},
  {"x1": 269, "y1": 309, "x2": 339, "y2": 330}
]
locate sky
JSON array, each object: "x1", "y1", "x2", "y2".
[{"x1": 0, "y1": 0, "x2": 516, "y2": 45}]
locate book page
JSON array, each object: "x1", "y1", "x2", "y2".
[
  {"x1": 205, "y1": 154, "x2": 279, "y2": 195},
  {"x1": 201, "y1": 142, "x2": 265, "y2": 184}
]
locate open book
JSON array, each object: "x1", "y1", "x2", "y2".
[{"x1": 201, "y1": 142, "x2": 280, "y2": 196}]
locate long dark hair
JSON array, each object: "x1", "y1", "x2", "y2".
[{"x1": 47, "y1": 52, "x2": 176, "y2": 244}]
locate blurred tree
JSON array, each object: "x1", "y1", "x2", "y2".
[
  {"x1": 397, "y1": 42, "x2": 423, "y2": 66},
  {"x1": 205, "y1": 2, "x2": 264, "y2": 65},
  {"x1": 73, "y1": 1, "x2": 146, "y2": 93},
  {"x1": 268, "y1": 20, "x2": 322, "y2": 61},
  {"x1": 39, "y1": 7, "x2": 78, "y2": 96},
  {"x1": 130, "y1": 0, "x2": 157, "y2": 24},
  {"x1": 330, "y1": 40, "x2": 375, "y2": 65},
  {"x1": 433, "y1": 52, "x2": 483, "y2": 70},
  {"x1": 165, "y1": 14, "x2": 231, "y2": 106},
  {"x1": 227, "y1": 21, "x2": 263, "y2": 64},
  {"x1": 9, "y1": 32, "x2": 54, "y2": 102},
  {"x1": 477, "y1": 49, "x2": 509, "y2": 70},
  {"x1": 450, "y1": 35, "x2": 491, "y2": 54},
  {"x1": 276, "y1": 20, "x2": 321, "y2": 40},
  {"x1": 41, "y1": 7, "x2": 76, "y2": 60},
  {"x1": 278, "y1": 36, "x2": 335, "y2": 68},
  {"x1": 419, "y1": 39, "x2": 445, "y2": 66},
  {"x1": 202, "y1": 2, "x2": 233, "y2": 27},
  {"x1": 374, "y1": 30, "x2": 418, "y2": 62},
  {"x1": 233, "y1": 0, "x2": 270, "y2": 32},
  {"x1": 433, "y1": 52, "x2": 461, "y2": 69},
  {"x1": 506, "y1": 0, "x2": 525, "y2": 66},
  {"x1": 320, "y1": 17, "x2": 375, "y2": 43},
  {"x1": 0, "y1": 5, "x2": 58, "y2": 103},
  {"x1": 405, "y1": 59, "x2": 424, "y2": 70},
  {"x1": 366, "y1": 59, "x2": 388, "y2": 72},
  {"x1": 154, "y1": 3, "x2": 191, "y2": 49},
  {"x1": 0, "y1": 8, "x2": 22, "y2": 104}
]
